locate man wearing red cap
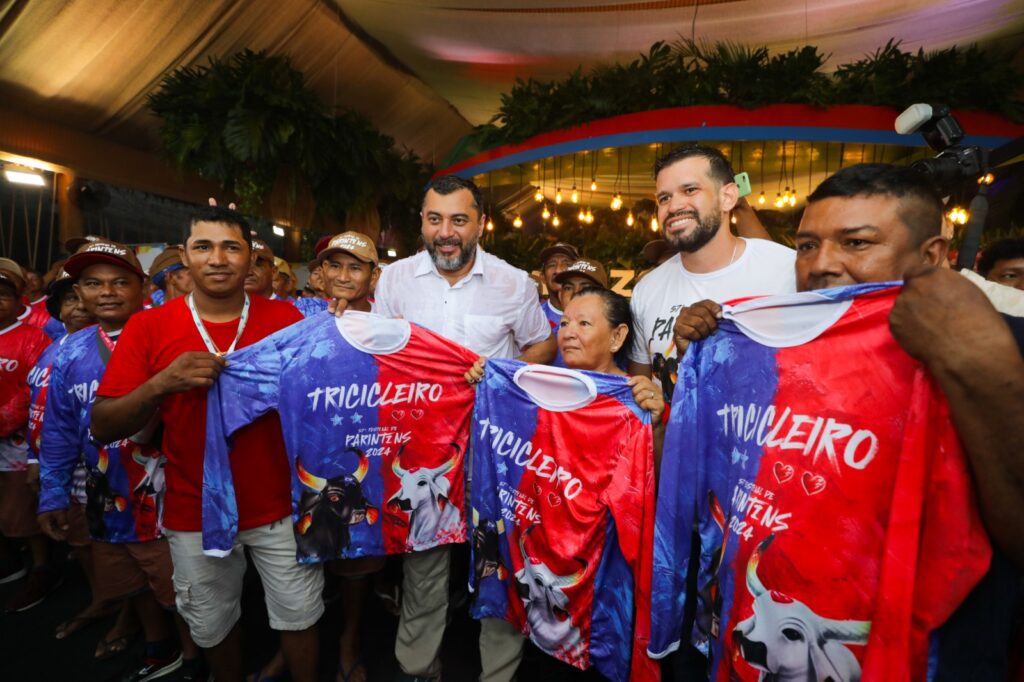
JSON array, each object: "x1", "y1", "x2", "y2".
[
  {"x1": 36, "y1": 240, "x2": 202, "y2": 680},
  {"x1": 0, "y1": 259, "x2": 54, "y2": 612},
  {"x1": 89, "y1": 206, "x2": 322, "y2": 682},
  {"x1": 0, "y1": 258, "x2": 63, "y2": 340}
]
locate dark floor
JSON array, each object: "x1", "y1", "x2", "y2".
[{"x1": 0, "y1": 543, "x2": 606, "y2": 682}]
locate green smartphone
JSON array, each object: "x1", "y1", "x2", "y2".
[{"x1": 734, "y1": 171, "x2": 752, "y2": 197}]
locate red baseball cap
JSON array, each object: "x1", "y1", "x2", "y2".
[{"x1": 64, "y1": 240, "x2": 146, "y2": 280}]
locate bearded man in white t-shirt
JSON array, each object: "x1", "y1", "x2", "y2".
[{"x1": 629, "y1": 145, "x2": 795, "y2": 400}]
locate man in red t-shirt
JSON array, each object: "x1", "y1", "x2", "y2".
[
  {"x1": 0, "y1": 262, "x2": 54, "y2": 613},
  {"x1": 91, "y1": 206, "x2": 322, "y2": 682}
]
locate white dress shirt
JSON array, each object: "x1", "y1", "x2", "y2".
[{"x1": 374, "y1": 247, "x2": 551, "y2": 359}]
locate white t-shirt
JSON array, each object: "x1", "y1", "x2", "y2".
[
  {"x1": 629, "y1": 238, "x2": 796, "y2": 398},
  {"x1": 374, "y1": 247, "x2": 551, "y2": 360}
]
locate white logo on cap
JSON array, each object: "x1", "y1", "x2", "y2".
[
  {"x1": 330, "y1": 235, "x2": 369, "y2": 250},
  {"x1": 86, "y1": 243, "x2": 128, "y2": 257},
  {"x1": 569, "y1": 261, "x2": 598, "y2": 273}
]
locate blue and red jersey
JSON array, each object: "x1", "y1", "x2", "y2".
[
  {"x1": 37, "y1": 326, "x2": 165, "y2": 543},
  {"x1": 469, "y1": 358, "x2": 657, "y2": 682},
  {"x1": 202, "y1": 311, "x2": 478, "y2": 561},
  {"x1": 648, "y1": 283, "x2": 991, "y2": 681},
  {"x1": 294, "y1": 296, "x2": 328, "y2": 318},
  {"x1": 26, "y1": 335, "x2": 66, "y2": 460}
]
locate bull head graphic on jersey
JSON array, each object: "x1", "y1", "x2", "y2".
[
  {"x1": 697, "y1": 490, "x2": 730, "y2": 642},
  {"x1": 732, "y1": 534, "x2": 871, "y2": 682},
  {"x1": 85, "y1": 448, "x2": 127, "y2": 538},
  {"x1": 387, "y1": 443, "x2": 462, "y2": 550},
  {"x1": 130, "y1": 448, "x2": 165, "y2": 501},
  {"x1": 295, "y1": 449, "x2": 379, "y2": 559},
  {"x1": 514, "y1": 524, "x2": 586, "y2": 654},
  {"x1": 471, "y1": 508, "x2": 507, "y2": 583}
]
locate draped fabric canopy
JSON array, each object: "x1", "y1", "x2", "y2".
[
  {"x1": 335, "y1": 0, "x2": 1024, "y2": 126},
  {"x1": 0, "y1": 0, "x2": 1021, "y2": 168},
  {"x1": 0, "y1": 0, "x2": 471, "y2": 164}
]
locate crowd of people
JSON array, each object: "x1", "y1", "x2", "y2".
[{"x1": 1, "y1": 145, "x2": 1022, "y2": 682}]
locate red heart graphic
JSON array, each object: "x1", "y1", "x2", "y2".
[
  {"x1": 547, "y1": 492, "x2": 562, "y2": 507},
  {"x1": 391, "y1": 410, "x2": 406, "y2": 421},
  {"x1": 773, "y1": 462, "x2": 794, "y2": 484},
  {"x1": 410, "y1": 409, "x2": 424, "y2": 420},
  {"x1": 801, "y1": 472, "x2": 826, "y2": 496}
]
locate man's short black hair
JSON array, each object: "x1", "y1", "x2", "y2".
[
  {"x1": 183, "y1": 205, "x2": 252, "y2": 250},
  {"x1": 653, "y1": 145, "x2": 736, "y2": 187},
  {"x1": 422, "y1": 175, "x2": 484, "y2": 215},
  {"x1": 807, "y1": 164, "x2": 944, "y2": 245},
  {"x1": 978, "y1": 237, "x2": 1024, "y2": 277}
]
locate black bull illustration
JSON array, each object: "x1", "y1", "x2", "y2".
[
  {"x1": 472, "y1": 509, "x2": 507, "y2": 584},
  {"x1": 295, "y1": 448, "x2": 379, "y2": 558},
  {"x1": 84, "y1": 448, "x2": 126, "y2": 538}
]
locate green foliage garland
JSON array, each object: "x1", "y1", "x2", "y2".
[
  {"x1": 453, "y1": 39, "x2": 1023, "y2": 162},
  {"x1": 148, "y1": 50, "x2": 430, "y2": 225}
]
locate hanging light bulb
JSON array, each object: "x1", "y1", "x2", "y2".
[
  {"x1": 730, "y1": 213, "x2": 737, "y2": 225},
  {"x1": 555, "y1": 188, "x2": 563, "y2": 204},
  {"x1": 650, "y1": 216, "x2": 659, "y2": 232},
  {"x1": 626, "y1": 211, "x2": 635, "y2": 227},
  {"x1": 534, "y1": 187, "x2": 544, "y2": 202},
  {"x1": 486, "y1": 218, "x2": 494, "y2": 231},
  {"x1": 774, "y1": 193, "x2": 784, "y2": 208},
  {"x1": 590, "y1": 178, "x2": 597, "y2": 192},
  {"x1": 610, "y1": 193, "x2": 623, "y2": 211},
  {"x1": 788, "y1": 190, "x2": 797, "y2": 207},
  {"x1": 578, "y1": 208, "x2": 587, "y2": 221},
  {"x1": 783, "y1": 186, "x2": 791, "y2": 201},
  {"x1": 552, "y1": 214, "x2": 561, "y2": 227},
  {"x1": 586, "y1": 209, "x2": 595, "y2": 224},
  {"x1": 512, "y1": 214, "x2": 523, "y2": 228},
  {"x1": 570, "y1": 186, "x2": 579, "y2": 203},
  {"x1": 541, "y1": 205, "x2": 551, "y2": 220},
  {"x1": 758, "y1": 191, "x2": 766, "y2": 206}
]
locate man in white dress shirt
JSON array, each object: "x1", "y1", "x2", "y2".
[{"x1": 373, "y1": 174, "x2": 555, "y2": 682}]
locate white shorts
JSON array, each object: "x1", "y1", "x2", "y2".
[{"x1": 165, "y1": 517, "x2": 325, "y2": 648}]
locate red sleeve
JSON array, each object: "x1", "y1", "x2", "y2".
[
  {"x1": 604, "y1": 418, "x2": 659, "y2": 682},
  {"x1": 97, "y1": 312, "x2": 154, "y2": 398}
]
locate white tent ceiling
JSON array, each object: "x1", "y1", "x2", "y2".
[
  {"x1": 0, "y1": 0, "x2": 1020, "y2": 171},
  {"x1": 335, "y1": 0, "x2": 1024, "y2": 126}
]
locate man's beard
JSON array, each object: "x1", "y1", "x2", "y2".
[
  {"x1": 428, "y1": 235, "x2": 478, "y2": 272},
  {"x1": 664, "y1": 207, "x2": 722, "y2": 253}
]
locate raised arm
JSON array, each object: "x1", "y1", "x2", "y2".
[{"x1": 889, "y1": 265, "x2": 1024, "y2": 568}]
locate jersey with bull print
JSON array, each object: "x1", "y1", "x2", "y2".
[
  {"x1": 468, "y1": 358, "x2": 657, "y2": 682},
  {"x1": 648, "y1": 283, "x2": 992, "y2": 682},
  {"x1": 37, "y1": 326, "x2": 165, "y2": 542},
  {"x1": 202, "y1": 311, "x2": 478, "y2": 562}
]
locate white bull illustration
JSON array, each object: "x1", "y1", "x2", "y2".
[
  {"x1": 514, "y1": 524, "x2": 586, "y2": 654},
  {"x1": 732, "y1": 534, "x2": 871, "y2": 682},
  {"x1": 387, "y1": 443, "x2": 462, "y2": 550}
]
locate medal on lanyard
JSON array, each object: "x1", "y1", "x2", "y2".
[{"x1": 186, "y1": 293, "x2": 250, "y2": 356}]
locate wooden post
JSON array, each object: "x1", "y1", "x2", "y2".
[{"x1": 56, "y1": 172, "x2": 83, "y2": 253}]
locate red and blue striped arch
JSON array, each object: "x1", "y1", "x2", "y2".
[{"x1": 436, "y1": 104, "x2": 1024, "y2": 178}]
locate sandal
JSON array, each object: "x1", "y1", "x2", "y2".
[
  {"x1": 246, "y1": 667, "x2": 288, "y2": 682},
  {"x1": 55, "y1": 603, "x2": 120, "y2": 640},
  {"x1": 338, "y1": 659, "x2": 367, "y2": 682},
  {"x1": 94, "y1": 628, "x2": 139, "y2": 660}
]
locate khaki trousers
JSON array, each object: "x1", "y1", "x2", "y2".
[{"x1": 396, "y1": 544, "x2": 525, "y2": 681}]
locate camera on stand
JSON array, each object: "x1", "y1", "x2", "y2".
[{"x1": 895, "y1": 103, "x2": 992, "y2": 269}]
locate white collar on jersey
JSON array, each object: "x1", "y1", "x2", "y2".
[
  {"x1": 721, "y1": 291, "x2": 858, "y2": 348},
  {"x1": 334, "y1": 310, "x2": 411, "y2": 355},
  {"x1": 512, "y1": 364, "x2": 597, "y2": 412}
]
